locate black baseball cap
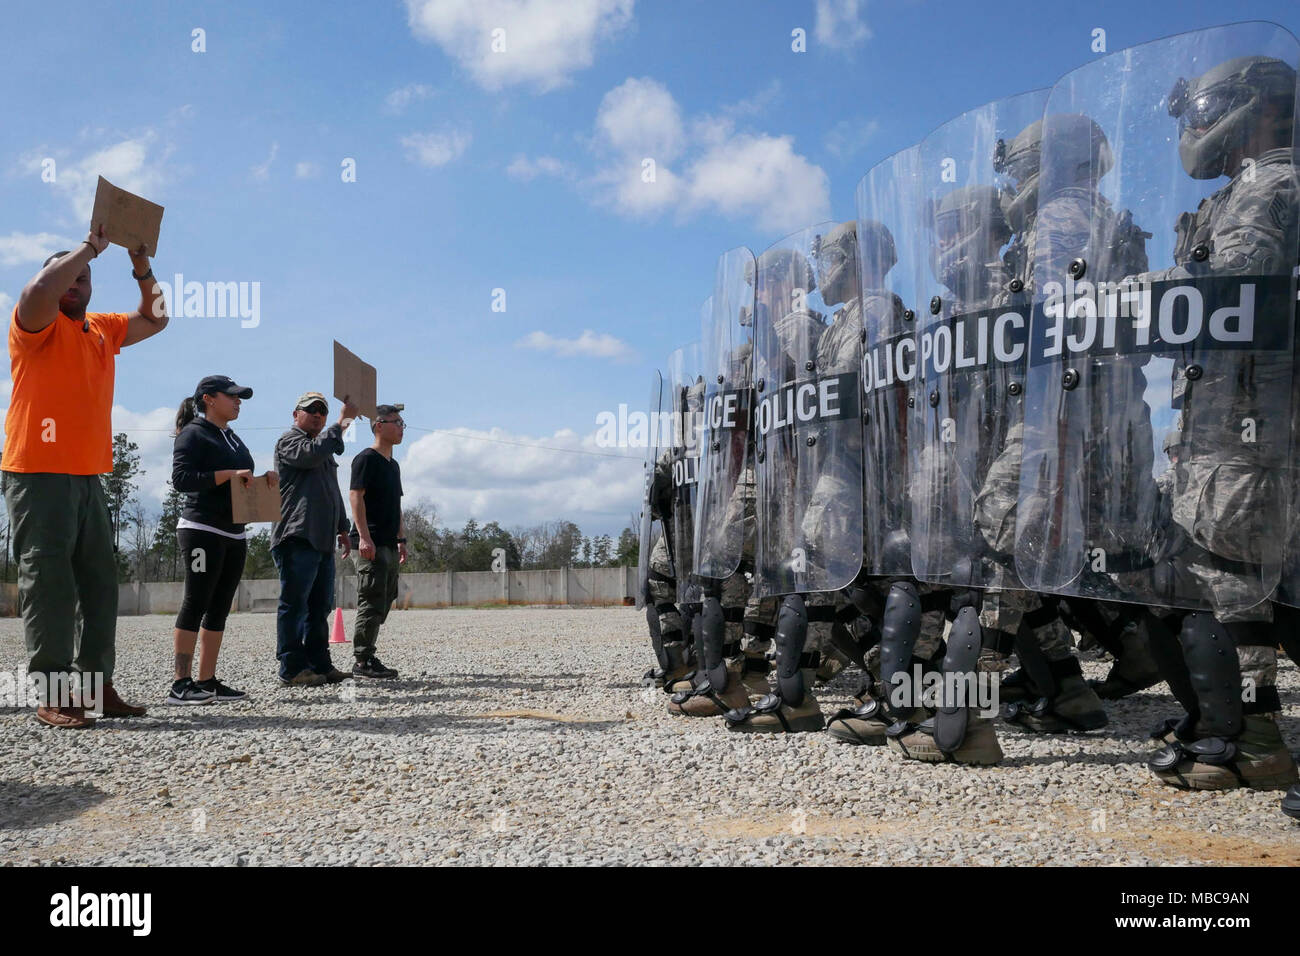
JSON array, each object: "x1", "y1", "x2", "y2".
[{"x1": 194, "y1": 375, "x2": 253, "y2": 403}]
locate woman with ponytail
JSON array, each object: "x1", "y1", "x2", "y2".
[{"x1": 167, "y1": 375, "x2": 275, "y2": 704}]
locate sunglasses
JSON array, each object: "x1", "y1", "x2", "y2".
[
  {"x1": 302, "y1": 404, "x2": 328, "y2": 415},
  {"x1": 376, "y1": 418, "x2": 406, "y2": 427}
]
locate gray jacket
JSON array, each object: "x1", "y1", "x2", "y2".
[{"x1": 271, "y1": 424, "x2": 349, "y2": 553}]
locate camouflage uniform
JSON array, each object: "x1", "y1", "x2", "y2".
[{"x1": 1147, "y1": 146, "x2": 1299, "y2": 713}]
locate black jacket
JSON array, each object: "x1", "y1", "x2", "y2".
[
  {"x1": 172, "y1": 417, "x2": 257, "y2": 534},
  {"x1": 271, "y1": 423, "x2": 349, "y2": 553}
]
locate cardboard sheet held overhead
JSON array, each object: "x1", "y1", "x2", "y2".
[
  {"x1": 90, "y1": 177, "x2": 164, "y2": 257},
  {"x1": 231, "y1": 476, "x2": 282, "y2": 524},
  {"x1": 333, "y1": 341, "x2": 378, "y2": 419}
]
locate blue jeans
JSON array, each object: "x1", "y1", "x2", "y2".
[{"x1": 272, "y1": 538, "x2": 336, "y2": 679}]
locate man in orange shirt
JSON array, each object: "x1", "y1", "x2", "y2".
[{"x1": 2, "y1": 226, "x2": 169, "y2": 728}]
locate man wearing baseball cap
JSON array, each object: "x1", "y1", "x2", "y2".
[
  {"x1": 2, "y1": 229, "x2": 167, "y2": 728},
  {"x1": 271, "y1": 391, "x2": 359, "y2": 686}
]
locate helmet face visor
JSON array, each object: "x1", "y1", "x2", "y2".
[{"x1": 1173, "y1": 83, "x2": 1248, "y2": 136}]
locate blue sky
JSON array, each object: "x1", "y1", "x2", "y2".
[{"x1": 2, "y1": 0, "x2": 1298, "y2": 537}]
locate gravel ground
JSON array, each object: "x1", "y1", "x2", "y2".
[{"x1": 0, "y1": 606, "x2": 1297, "y2": 866}]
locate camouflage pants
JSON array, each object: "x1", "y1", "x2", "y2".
[
  {"x1": 647, "y1": 535, "x2": 683, "y2": 639},
  {"x1": 1239, "y1": 645, "x2": 1279, "y2": 716},
  {"x1": 978, "y1": 575, "x2": 1074, "y2": 663}
]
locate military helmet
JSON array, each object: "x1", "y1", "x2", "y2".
[
  {"x1": 852, "y1": 218, "x2": 898, "y2": 287},
  {"x1": 996, "y1": 114, "x2": 1113, "y2": 231},
  {"x1": 1168, "y1": 55, "x2": 1297, "y2": 179},
  {"x1": 813, "y1": 221, "x2": 864, "y2": 304},
  {"x1": 928, "y1": 184, "x2": 1010, "y2": 297},
  {"x1": 747, "y1": 245, "x2": 817, "y2": 292}
]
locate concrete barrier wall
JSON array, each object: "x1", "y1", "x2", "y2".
[{"x1": 3, "y1": 567, "x2": 635, "y2": 617}]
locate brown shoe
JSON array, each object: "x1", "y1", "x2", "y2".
[
  {"x1": 36, "y1": 705, "x2": 96, "y2": 729},
  {"x1": 100, "y1": 682, "x2": 148, "y2": 718}
]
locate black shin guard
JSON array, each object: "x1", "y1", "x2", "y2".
[
  {"x1": 879, "y1": 580, "x2": 922, "y2": 715},
  {"x1": 774, "y1": 594, "x2": 809, "y2": 707},
  {"x1": 934, "y1": 604, "x2": 981, "y2": 753},
  {"x1": 1178, "y1": 611, "x2": 1243, "y2": 740},
  {"x1": 701, "y1": 596, "x2": 729, "y2": 693}
]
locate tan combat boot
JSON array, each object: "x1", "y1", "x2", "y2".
[
  {"x1": 1150, "y1": 715, "x2": 1300, "y2": 791},
  {"x1": 725, "y1": 668, "x2": 824, "y2": 733}
]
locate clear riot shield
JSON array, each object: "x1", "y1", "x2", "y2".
[
  {"x1": 909, "y1": 89, "x2": 1049, "y2": 591},
  {"x1": 636, "y1": 368, "x2": 665, "y2": 610},
  {"x1": 694, "y1": 248, "x2": 756, "y2": 584},
  {"x1": 752, "y1": 222, "x2": 864, "y2": 597},
  {"x1": 855, "y1": 146, "x2": 923, "y2": 577},
  {"x1": 668, "y1": 338, "x2": 705, "y2": 605},
  {"x1": 1015, "y1": 21, "x2": 1298, "y2": 618}
]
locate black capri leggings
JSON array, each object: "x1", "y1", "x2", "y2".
[{"x1": 176, "y1": 528, "x2": 248, "y2": 633}]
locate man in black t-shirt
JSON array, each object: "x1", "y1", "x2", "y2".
[{"x1": 349, "y1": 403, "x2": 407, "y2": 679}]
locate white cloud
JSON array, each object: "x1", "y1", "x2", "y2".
[
  {"x1": 20, "y1": 135, "x2": 169, "y2": 224},
  {"x1": 824, "y1": 117, "x2": 881, "y2": 159},
  {"x1": 595, "y1": 77, "x2": 686, "y2": 163},
  {"x1": 0, "y1": 232, "x2": 76, "y2": 267},
  {"x1": 685, "y1": 133, "x2": 831, "y2": 233},
  {"x1": 399, "y1": 425, "x2": 641, "y2": 529},
  {"x1": 251, "y1": 142, "x2": 279, "y2": 182},
  {"x1": 403, "y1": 0, "x2": 634, "y2": 92},
  {"x1": 506, "y1": 155, "x2": 571, "y2": 181},
  {"x1": 294, "y1": 161, "x2": 320, "y2": 179},
  {"x1": 384, "y1": 82, "x2": 436, "y2": 113},
  {"x1": 584, "y1": 78, "x2": 830, "y2": 234},
  {"x1": 516, "y1": 329, "x2": 635, "y2": 362},
  {"x1": 0, "y1": 293, "x2": 12, "y2": 319},
  {"x1": 0, "y1": 377, "x2": 11, "y2": 403},
  {"x1": 402, "y1": 129, "x2": 471, "y2": 168},
  {"x1": 814, "y1": 0, "x2": 872, "y2": 51}
]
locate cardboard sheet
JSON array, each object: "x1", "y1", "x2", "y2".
[
  {"x1": 230, "y1": 475, "x2": 282, "y2": 524},
  {"x1": 90, "y1": 177, "x2": 164, "y2": 257},
  {"x1": 333, "y1": 340, "x2": 378, "y2": 419}
]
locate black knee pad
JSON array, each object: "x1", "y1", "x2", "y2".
[
  {"x1": 774, "y1": 593, "x2": 809, "y2": 705},
  {"x1": 1178, "y1": 611, "x2": 1243, "y2": 739},
  {"x1": 934, "y1": 604, "x2": 981, "y2": 753}
]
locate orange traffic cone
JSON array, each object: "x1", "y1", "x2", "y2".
[{"x1": 330, "y1": 607, "x2": 348, "y2": 644}]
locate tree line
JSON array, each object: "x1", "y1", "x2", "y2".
[{"x1": 0, "y1": 434, "x2": 640, "y2": 582}]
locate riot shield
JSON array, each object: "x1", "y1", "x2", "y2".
[
  {"x1": 909, "y1": 89, "x2": 1049, "y2": 591},
  {"x1": 694, "y1": 248, "x2": 756, "y2": 583},
  {"x1": 752, "y1": 222, "x2": 864, "y2": 597},
  {"x1": 636, "y1": 368, "x2": 665, "y2": 610},
  {"x1": 668, "y1": 338, "x2": 705, "y2": 605},
  {"x1": 1015, "y1": 21, "x2": 1298, "y2": 618},
  {"x1": 855, "y1": 146, "x2": 923, "y2": 577}
]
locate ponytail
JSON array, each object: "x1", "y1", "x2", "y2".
[{"x1": 175, "y1": 396, "x2": 198, "y2": 435}]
